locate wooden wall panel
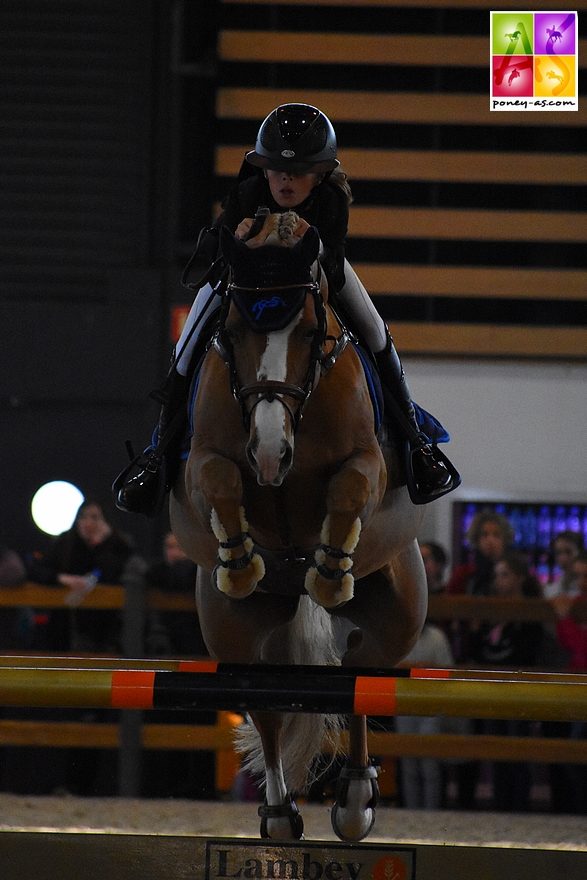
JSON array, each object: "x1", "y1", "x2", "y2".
[{"x1": 199, "y1": 1, "x2": 587, "y2": 359}]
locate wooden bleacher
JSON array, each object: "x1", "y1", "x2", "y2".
[{"x1": 198, "y1": 0, "x2": 587, "y2": 359}]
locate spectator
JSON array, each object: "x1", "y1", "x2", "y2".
[
  {"x1": 470, "y1": 550, "x2": 543, "y2": 665},
  {"x1": 551, "y1": 550, "x2": 587, "y2": 670},
  {"x1": 29, "y1": 499, "x2": 135, "y2": 652},
  {"x1": 21, "y1": 500, "x2": 138, "y2": 796},
  {"x1": 447, "y1": 511, "x2": 515, "y2": 598},
  {"x1": 0, "y1": 545, "x2": 36, "y2": 799},
  {"x1": 446, "y1": 510, "x2": 515, "y2": 667},
  {"x1": 419, "y1": 541, "x2": 448, "y2": 595},
  {"x1": 395, "y1": 620, "x2": 455, "y2": 810},
  {"x1": 419, "y1": 539, "x2": 459, "y2": 651},
  {"x1": 396, "y1": 543, "x2": 456, "y2": 810},
  {"x1": 142, "y1": 532, "x2": 215, "y2": 800},
  {"x1": 144, "y1": 531, "x2": 207, "y2": 657},
  {"x1": 469, "y1": 551, "x2": 544, "y2": 812},
  {"x1": 548, "y1": 551, "x2": 587, "y2": 814},
  {"x1": 0, "y1": 545, "x2": 30, "y2": 649},
  {"x1": 543, "y1": 530, "x2": 583, "y2": 600},
  {"x1": 0, "y1": 545, "x2": 26, "y2": 587}
]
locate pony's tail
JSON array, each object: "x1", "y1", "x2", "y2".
[{"x1": 234, "y1": 595, "x2": 345, "y2": 794}]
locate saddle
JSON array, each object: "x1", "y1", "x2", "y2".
[{"x1": 351, "y1": 342, "x2": 450, "y2": 445}]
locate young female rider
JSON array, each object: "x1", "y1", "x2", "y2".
[{"x1": 115, "y1": 104, "x2": 459, "y2": 515}]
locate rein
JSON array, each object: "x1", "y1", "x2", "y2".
[{"x1": 213, "y1": 268, "x2": 354, "y2": 433}]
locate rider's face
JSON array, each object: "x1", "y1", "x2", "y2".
[{"x1": 265, "y1": 169, "x2": 322, "y2": 208}]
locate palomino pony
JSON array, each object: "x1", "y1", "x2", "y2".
[{"x1": 170, "y1": 212, "x2": 427, "y2": 841}]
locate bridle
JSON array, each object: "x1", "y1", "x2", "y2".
[{"x1": 212, "y1": 270, "x2": 355, "y2": 433}]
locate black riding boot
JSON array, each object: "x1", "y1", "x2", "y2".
[
  {"x1": 113, "y1": 370, "x2": 188, "y2": 516},
  {"x1": 374, "y1": 334, "x2": 459, "y2": 503}
]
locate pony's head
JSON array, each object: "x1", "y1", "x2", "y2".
[{"x1": 219, "y1": 222, "x2": 324, "y2": 487}]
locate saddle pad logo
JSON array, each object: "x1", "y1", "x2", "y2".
[
  {"x1": 490, "y1": 11, "x2": 578, "y2": 110},
  {"x1": 233, "y1": 288, "x2": 307, "y2": 332},
  {"x1": 252, "y1": 296, "x2": 287, "y2": 320}
]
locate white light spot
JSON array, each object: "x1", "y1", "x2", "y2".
[{"x1": 31, "y1": 481, "x2": 85, "y2": 536}]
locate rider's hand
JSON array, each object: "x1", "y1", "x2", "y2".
[
  {"x1": 292, "y1": 217, "x2": 311, "y2": 239},
  {"x1": 235, "y1": 218, "x2": 254, "y2": 240}
]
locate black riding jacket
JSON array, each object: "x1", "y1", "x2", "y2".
[{"x1": 196, "y1": 171, "x2": 349, "y2": 293}]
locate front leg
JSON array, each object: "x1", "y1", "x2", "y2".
[
  {"x1": 305, "y1": 452, "x2": 383, "y2": 608},
  {"x1": 195, "y1": 453, "x2": 265, "y2": 599}
]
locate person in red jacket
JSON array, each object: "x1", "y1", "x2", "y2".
[
  {"x1": 551, "y1": 551, "x2": 587, "y2": 670},
  {"x1": 549, "y1": 551, "x2": 587, "y2": 814}
]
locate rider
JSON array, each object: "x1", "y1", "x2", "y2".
[{"x1": 114, "y1": 103, "x2": 459, "y2": 515}]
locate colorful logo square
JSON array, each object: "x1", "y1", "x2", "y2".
[
  {"x1": 490, "y1": 11, "x2": 578, "y2": 111},
  {"x1": 491, "y1": 13, "x2": 534, "y2": 54},
  {"x1": 534, "y1": 12, "x2": 577, "y2": 55},
  {"x1": 492, "y1": 56, "x2": 534, "y2": 96},
  {"x1": 534, "y1": 55, "x2": 577, "y2": 98}
]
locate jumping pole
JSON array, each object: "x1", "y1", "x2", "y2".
[
  {"x1": 2, "y1": 655, "x2": 587, "y2": 684},
  {"x1": 0, "y1": 659, "x2": 586, "y2": 721}
]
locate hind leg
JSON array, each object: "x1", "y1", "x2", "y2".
[
  {"x1": 331, "y1": 714, "x2": 379, "y2": 842},
  {"x1": 252, "y1": 711, "x2": 304, "y2": 840},
  {"x1": 196, "y1": 573, "x2": 304, "y2": 838},
  {"x1": 330, "y1": 539, "x2": 426, "y2": 840},
  {"x1": 195, "y1": 568, "x2": 298, "y2": 662},
  {"x1": 334, "y1": 539, "x2": 427, "y2": 668}
]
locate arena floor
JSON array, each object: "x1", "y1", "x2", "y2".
[{"x1": 0, "y1": 794, "x2": 585, "y2": 850}]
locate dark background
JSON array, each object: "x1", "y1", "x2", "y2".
[
  {"x1": 0, "y1": 1, "x2": 217, "y2": 557},
  {"x1": 1, "y1": 0, "x2": 585, "y2": 560}
]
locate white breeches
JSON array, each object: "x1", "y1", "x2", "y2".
[
  {"x1": 337, "y1": 259, "x2": 388, "y2": 353},
  {"x1": 175, "y1": 282, "x2": 222, "y2": 376}
]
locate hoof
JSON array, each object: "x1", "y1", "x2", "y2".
[
  {"x1": 259, "y1": 798, "x2": 304, "y2": 840},
  {"x1": 331, "y1": 764, "x2": 379, "y2": 842}
]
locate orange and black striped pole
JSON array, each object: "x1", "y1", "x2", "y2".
[
  {"x1": 2, "y1": 655, "x2": 587, "y2": 685},
  {"x1": 0, "y1": 659, "x2": 586, "y2": 721}
]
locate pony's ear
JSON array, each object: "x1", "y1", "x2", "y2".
[
  {"x1": 220, "y1": 225, "x2": 249, "y2": 266},
  {"x1": 292, "y1": 225, "x2": 320, "y2": 266}
]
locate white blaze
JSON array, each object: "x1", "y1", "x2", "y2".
[{"x1": 252, "y1": 315, "x2": 301, "y2": 482}]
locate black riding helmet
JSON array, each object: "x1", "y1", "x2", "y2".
[{"x1": 245, "y1": 104, "x2": 339, "y2": 174}]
